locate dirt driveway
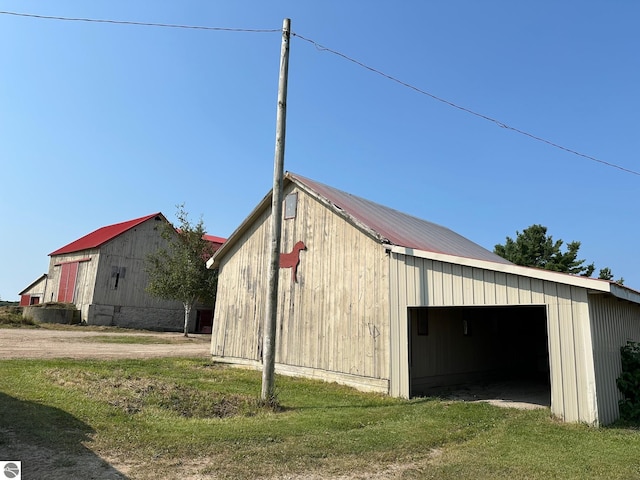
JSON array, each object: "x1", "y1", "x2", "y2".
[{"x1": 0, "y1": 328, "x2": 211, "y2": 360}]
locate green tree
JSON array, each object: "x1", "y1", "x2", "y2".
[
  {"x1": 598, "y1": 267, "x2": 624, "y2": 285},
  {"x1": 599, "y1": 267, "x2": 614, "y2": 281},
  {"x1": 494, "y1": 224, "x2": 596, "y2": 276},
  {"x1": 146, "y1": 205, "x2": 218, "y2": 336}
]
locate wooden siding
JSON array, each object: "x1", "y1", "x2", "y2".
[
  {"x1": 589, "y1": 294, "x2": 640, "y2": 425},
  {"x1": 389, "y1": 252, "x2": 599, "y2": 424},
  {"x1": 94, "y1": 217, "x2": 180, "y2": 310},
  {"x1": 44, "y1": 251, "x2": 100, "y2": 320},
  {"x1": 212, "y1": 183, "x2": 390, "y2": 390},
  {"x1": 45, "y1": 216, "x2": 186, "y2": 329},
  {"x1": 19, "y1": 276, "x2": 47, "y2": 305}
]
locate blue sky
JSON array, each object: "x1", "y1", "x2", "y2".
[{"x1": 1, "y1": 1, "x2": 639, "y2": 300}]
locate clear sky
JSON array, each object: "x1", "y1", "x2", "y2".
[{"x1": 1, "y1": 1, "x2": 639, "y2": 300}]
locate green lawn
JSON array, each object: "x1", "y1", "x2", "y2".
[{"x1": 1, "y1": 358, "x2": 639, "y2": 479}]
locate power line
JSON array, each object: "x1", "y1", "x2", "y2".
[
  {"x1": 0, "y1": 10, "x2": 280, "y2": 33},
  {"x1": 292, "y1": 33, "x2": 640, "y2": 177},
  {"x1": 1, "y1": 9, "x2": 638, "y2": 177}
]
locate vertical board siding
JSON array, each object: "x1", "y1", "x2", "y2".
[
  {"x1": 44, "y1": 217, "x2": 188, "y2": 330},
  {"x1": 389, "y1": 253, "x2": 598, "y2": 423},
  {"x1": 590, "y1": 294, "x2": 640, "y2": 425},
  {"x1": 213, "y1": 208, "x2": 270, "y2": 361},
  {"x1": 213, "y1": 185, "x2": 390, "y2": 386}
]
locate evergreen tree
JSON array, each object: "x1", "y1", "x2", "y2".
[{"x1": 494, "y1": 224, "x2": 595, "y2": 276}]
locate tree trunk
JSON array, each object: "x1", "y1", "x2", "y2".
[{"x1": 183, "y1": 302, "x2": 191, "y2": 337}]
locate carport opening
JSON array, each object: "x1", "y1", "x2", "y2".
[{"x1": 409, "y1": 305, "x2": 550, "y2": 408}]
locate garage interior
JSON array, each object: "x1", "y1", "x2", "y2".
[{"x1": 409, "y1": 305, "x2": 551, "y2": 407}]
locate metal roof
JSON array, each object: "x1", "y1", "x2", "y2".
[
  {"x1": 49, "y1": 213, "x2": 164, "y2": 256},
  {"x1": 50, "y1": 213, "x2": 227, "y2": 257},
  {"x1": 288, "y1": 173, "x2": 513, "y2": 265},
  {"x1": 204, "y1": 234, "x2": 227, "y2": 246}
]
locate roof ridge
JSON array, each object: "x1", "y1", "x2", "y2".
[
  {"x1": 49, "y1": 212, "x2": 163, "y2": 256},
  {"x1": 286, "y1": 171, "x2": 511, "y2": 265}
]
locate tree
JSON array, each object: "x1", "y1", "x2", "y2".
[
  {"x1": 494, "y1": 224, "x2": 595, "y2": 276},
  {"x1": 145, "y1": 205, "x2": 218, "y2": 336},
  {"x1": 598, "y1": 267, "x2": 624, "y2": 285}
]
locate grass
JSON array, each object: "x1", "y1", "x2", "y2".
[
  {"x1": 1, "y1": 358, "x2": 639, "y2": 479},
  {"x1": 0, "y1": 305, "x2": 36, "y2": 326}
]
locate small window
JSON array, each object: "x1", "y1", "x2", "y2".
[
  {"x1": 284, "y1": 193, "x2": 298, "y2": 219},
  {"x1": 111, "y1": 266, "x2": 126, "y2": 290}
]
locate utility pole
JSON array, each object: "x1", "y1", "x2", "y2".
[{"x1": 262, "y1": 18, "x2": 291, "y2": 402}]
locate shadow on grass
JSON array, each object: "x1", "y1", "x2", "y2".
[{"x1": 0, "y1": 392, "x2": 128, "y2": 479}]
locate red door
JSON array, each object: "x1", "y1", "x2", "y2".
[{"x1": 58, "y1": 262, "x2": 79, "y2": 303}]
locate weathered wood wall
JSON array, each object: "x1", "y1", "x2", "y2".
[
  {"x1": 213, "y1": 183, "x2": 390, "y2": 390},
  {"x1": 45, "y1": 216, "x2": 187, "y2": 330}
]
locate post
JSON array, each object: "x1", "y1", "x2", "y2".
[{"x1": 261, "y1": 18, "x2": 291, "y2": 402}]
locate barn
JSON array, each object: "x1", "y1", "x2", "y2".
[
  {"x1": 23, "y1": 213, "x2": 225, "y2": 332},
  {"x1": 207, "y1": 172, "x2": 640, "y2": 425},
  {"x1": 19, "y1": 274, "x2": 48, "y2": 306}
]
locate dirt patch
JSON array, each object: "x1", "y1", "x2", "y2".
[
  {"x1": 0, "y1": 328, "x2": 211, "y2": 360},
  {"x1": 428, "y1": 379, "x2": 551, "y2": 410}
]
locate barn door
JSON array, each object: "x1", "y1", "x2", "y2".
[{"x1": 57, "y1": 262, "x2": 79, "y2": 303}]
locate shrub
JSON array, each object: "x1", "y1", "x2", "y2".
[
  {"x1": 0, "y1": 306, "x2": 36, "y2": 326},
  {"x1": 617, "y1": 340, "x2": 640, "y2": 422}
]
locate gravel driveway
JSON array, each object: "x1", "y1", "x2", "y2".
[{"x1": 0, "y1": 328, "x2": 211, "y2": 360}]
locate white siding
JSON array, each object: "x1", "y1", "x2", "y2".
[
  {"x1": 389, "y1": 253, "x2": 599, "y2": 424},
  {"x1": 590, "y1": 294, "x2": 640, "y2": 425}
]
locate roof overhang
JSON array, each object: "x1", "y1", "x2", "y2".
[{"x1": 388, "y1": 245, "x2": 640, "y2": 305}]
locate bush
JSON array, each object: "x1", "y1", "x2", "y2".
[
  {"x1": 0, "y1": 306, "x2": 36, "y2": 326},
  {"x1": 617, "y1": 341, "x2": 640, "y2": 422}
]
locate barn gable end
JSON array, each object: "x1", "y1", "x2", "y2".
[{"x1": 212, "y1": 179, "x2": 390, "y2": 391}]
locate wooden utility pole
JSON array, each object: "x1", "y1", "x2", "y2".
[{"x1": 262, "y1": 18, "x2": 291, "y2": 402}]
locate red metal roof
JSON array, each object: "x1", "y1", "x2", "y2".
[
  {"x1": 49, "y1": 213, "x2": 163, "y2": 256},
  {"x1": 288, "y1": 172, "x2": 512, "y2": 265},
  {"x1": 204, "y1": 234, "x2": 226, "y2": 251},
  {"x1": 51, "y1": 213, "x2": 227, "y2": 257}
]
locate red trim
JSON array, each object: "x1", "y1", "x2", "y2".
[{"x1": 54, "y1": 257, "x2": 91, "y2": 267}]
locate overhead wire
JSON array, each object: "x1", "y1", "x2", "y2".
[
  {"x1": 1, "y1": 9, "x2": 638, "y2": 177},
  {"x1": 0, "y1": 10, "x2": 280, "y2": 33},
  {"x1": 292, "y1": 33, "x2": 640, "y2": 178}
]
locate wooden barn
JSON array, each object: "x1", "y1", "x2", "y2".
[
  {"x1": 208, "y1": 172, "x2": 640, "y2": 425},
  {"x1": 19, "y1": 274, "x2": 48, "y2": 306},
  {"x1": 24, "y1": 213, "x2": 225, "y2": 332}
]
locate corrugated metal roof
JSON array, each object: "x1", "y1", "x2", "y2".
[
  {"x1": 49, "y1": 213, "x2": 163, "y2": 256},
  {"x1": 288, "y1": 172, "x2": 512, "y2": 265}
]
